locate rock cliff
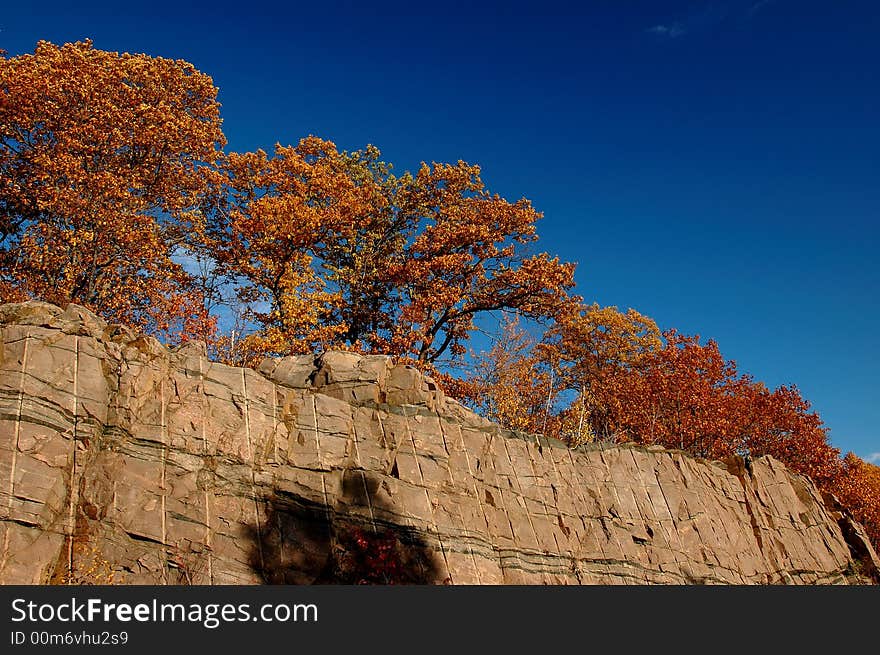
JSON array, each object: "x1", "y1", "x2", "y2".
[{"x1": 1, "y1": 302, "x2": 877, "y2": 584}]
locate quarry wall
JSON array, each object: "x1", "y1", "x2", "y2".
[{"x1": 1, "y1": 302, "x2": 877, "y2": 585}]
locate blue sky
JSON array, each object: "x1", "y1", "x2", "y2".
[{"x1": 2, "y1": 1, "x2": 878, "y2": 461}]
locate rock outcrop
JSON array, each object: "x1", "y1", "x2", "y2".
[{"x1": 0, "y1": 302, "x2": 877, "y2": 585}]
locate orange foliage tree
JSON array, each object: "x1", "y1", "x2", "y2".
[
  {"x1": 834, "y1": 454, "x2": 880, "y2": 553},
  {"x1": 589, "y1": 332, "x2": 841, "y2": 477},
  {"x1": 209, "y1": 145, "x2": 576, "y2": 365},
  {"x1": 205, "y1": 137, "x2": 376, "y2": 364},
  {"x1": 387, "y1": 162, "x2": 576, "y2": 364},
  {"x1": 457, "y1": 315, "x2": 557, "y2": 434},
  {"x1": 0, "y1": 40, "x2": 223, "y2": 339},
  {"x1": 537, "y1": 304, "x2": 662, "y2": 444},
  {"x1": 736, "y1": 382, "x2": 841, "y2": 486}
]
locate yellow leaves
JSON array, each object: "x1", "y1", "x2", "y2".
[
  {"x1": 456, "y1": 316, "x2": 555, "y2": 435},
  {"x1": 540, "y1": 303, "x2": 662, "y2": 388}
]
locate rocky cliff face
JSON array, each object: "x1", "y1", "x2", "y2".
[{"x1": 0, "y1": 302, "x2": 877, "y2": 585}]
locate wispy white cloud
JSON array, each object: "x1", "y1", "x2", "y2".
[
  {"x1": 647, "y1": 1, "x2": 775, "y2": 40},
  {"x1": 747, "y1": 0, "x2": 774, "y2": 18},
  {"x1": 646, "y1": 23, "x2": 686, "y2": 39},
  {"x1": 866, "y1": 452, "x2": 880, "y2": 465}
]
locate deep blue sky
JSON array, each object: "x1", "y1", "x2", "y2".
[{"x1": 3, "y1": 1, "x2": 878, "y2": 461}]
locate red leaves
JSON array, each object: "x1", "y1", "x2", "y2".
[
  {"x1": 576, "y1": 331, "x2": 841, "y2": 471},
  {"x1": 462, "y1": 306, "x2": 879, "y2": 552},
  {"x1": 337, "y1": 528, "x2": 408, "y2": 585}
]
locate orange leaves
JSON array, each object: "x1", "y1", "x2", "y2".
[
  {"x1": 211, "y1": 146, "x2": 576, "y2": 365},
  {"x1": 0, "y1": 40, "x2": 222, "y2": 339},
  {"x1": 833, "y1": 454, "x2": 880, "y2": 551},
  {"x1": 2, "y1": 41, "x2": 575, "y2": 368},
  {"x1": 388, "y1": 161, "x2": 576, "y2": 363},
  {"x1": 541, "y1": 303, "x2": 662, "y2": 382},
  {"x1": 209, "y1": 138, "x2": 379, "y2": 358},
  {"x1": 524, "y1": 304, "x2": 663, "y2": 443}
]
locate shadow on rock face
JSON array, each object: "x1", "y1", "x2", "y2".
[{"x1": 246, "y1": 470, "x2": 443, "y2": 584}]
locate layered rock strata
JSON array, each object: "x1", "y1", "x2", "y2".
[{"x1": 0, "y1": 302, "x2": 877, "y2": 584}]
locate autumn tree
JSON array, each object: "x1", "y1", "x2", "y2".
[
  {"x1": 474, "y1": 307, "x2": 846, "y2": 480},
  {"x1": 540, "y1": 304, "x2": 662, "y2": 383},
  {"x1": 0, "y1": 40, "x2": 224, "y2": 339},
  {"x1": 317, "y1": 145, "x2": 412, "y2": 348},
  {"x1": 737, "y1": 382, "x2": 841, "y2": 485},
  {"x1": 457, "y1": 315, "x2": 557, "y2": 434},
  {"x1": 205, "y1": 137, "x2": 379, "y2": 364},
  {"x1": 209, "y1": 143, "x2": 576, "y2": 365},
  {"x1": 603, "y1": 332, "x2": 750, "y2": 457},
  {"x1": 569, "y1": 330, "x2": 841, "y2": 470},
  {"x1": 834, "y1": 454, "x2": 880, "y2": 553},
  {"x1": 387, "y1": 162, "x2": 576, "y2": 364},
  {"x1": 537, "y1": 304, "x2": 662, "y2": 442}
]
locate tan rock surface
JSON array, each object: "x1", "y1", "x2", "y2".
[{"x1": 0, "y1": 302, "x2": 877, "y2": 585}]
